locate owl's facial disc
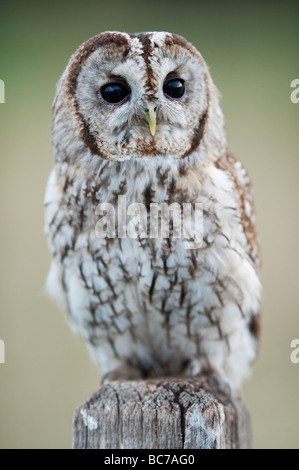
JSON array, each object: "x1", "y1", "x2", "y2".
[{"x1": 71, "y1": 32, "x2": 210, "y2": 160}]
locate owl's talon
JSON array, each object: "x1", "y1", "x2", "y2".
[
  {"x1": 213, "y1": 374, "x2": 232, "y2": 398},
  {"x1": 151, "y1": 360, "x2": 165, "y2": 378},
  {"x1": 100, "y1": 371, "x2": 113, "y2": 385},
  {"x1": 186, "y1": 362, "x2": 232, "y2": 397},
  {"x1": 189, "y1": 363, "x2": 195, "y2": 378}
]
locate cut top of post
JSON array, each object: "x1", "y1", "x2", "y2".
[{"x1": 72, "y1": 376, "x2": 251, "y2": 449}]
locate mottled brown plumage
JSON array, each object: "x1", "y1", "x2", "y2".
[{"x1": 45, "y1": 31, "x2": 261, "y2": 390}]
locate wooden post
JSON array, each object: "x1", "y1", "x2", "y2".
[{"x1": 72, "y1": 375, "x2": 251, "y2": 449}]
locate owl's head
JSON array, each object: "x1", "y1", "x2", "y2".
[{"x1": 53, "y1": 31, "x2": 225, "y2": 163}]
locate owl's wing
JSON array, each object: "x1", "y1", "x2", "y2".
[
  {"x1": 215, "y1": 152, "x2": 261, "y2": 270},
  {"x1": 44, "y1": 168, "x2": 70, "y2": 313}
]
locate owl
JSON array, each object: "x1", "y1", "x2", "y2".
[{"x1": 44, "y1": 31, "x2": 261, "y2": 391}]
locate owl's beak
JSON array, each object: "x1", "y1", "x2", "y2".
[{"x1": 144, "y1": 101, "x2": 157, "y2": 136}]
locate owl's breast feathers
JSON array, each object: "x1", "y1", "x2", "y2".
[
  {"x1": 45, "y1": 147, "x2": 262, "y2": 387},
  {"x1": 45, "y1": 150, "x2": 261, "y2": 270}
]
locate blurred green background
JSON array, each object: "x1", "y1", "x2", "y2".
[{"x1": 0, "y1": 0, "x2": 298, "y2": 449}]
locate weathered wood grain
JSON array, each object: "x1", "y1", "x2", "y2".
[{"x1": 73, "y1": 375, "x2": 250, "y2": 449}]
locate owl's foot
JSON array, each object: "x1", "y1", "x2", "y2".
[
  {"x1": 209, "y1": 372, "x2": 232, "y2": 398},
  {"x1": 186, "y1": 361, "x2": 232, "y2": 398},
  {"x1": 101, "y1": 363, "x2": 146, "y2": 384}
]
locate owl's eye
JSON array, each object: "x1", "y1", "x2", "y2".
[
  {"x1": 100, "y1": 82, "x2": 130, "y2": 104},
  {"x1": 163, "y1": 79, "x2": 185, "y2": 99}
]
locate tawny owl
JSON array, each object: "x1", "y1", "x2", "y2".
[{"x1": 44, "y1": 31, "x2": 261, "y2": 391}]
